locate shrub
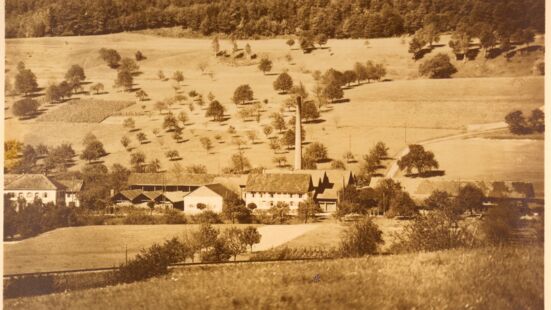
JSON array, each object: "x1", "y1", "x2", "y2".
[
  {"x1": 339, "y1": 217, "x2": 384, "y2": 257},
  {"x1": 250, "y1": 247, "x2": 338, "y2": 261},
  {"x1": 117, "y1": 238, "x2": 186, "y2": 283},
  {"x1": 419, "y1": 53, "x2": 457, "y2": 78},
  {"x1": 200, "y1": 238, "x2": 232, "y2": 262},
  {"x1": 391, "y1": 211, "x2": 476, "y2": 253},
  {"x1": 123, "y1": 212, "x2": 159, "y2": 225},
  {"x1": 162, "y1": 210, "x2": 187, "y2": 224},
  {"x1": 190, "y1": 211, "x2": 222, "y2": 224},
  {"x1": 481, "y1": 202, "x2": 520, "y2": 245}
]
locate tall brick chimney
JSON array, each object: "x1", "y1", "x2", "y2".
[{"x1": 294, "y1": 96, "x2": 302, "y2": 170}]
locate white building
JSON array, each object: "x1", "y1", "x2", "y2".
[
  {"x1": 4, "y1": 174, "x2": 67, "y2": 208},
  {"x1": 57, "y1": 179, "x2": 84, "y2": 207},
  {"x1": 244, "y1": 173, "x2": 314, "y2": 211},
  {"x1": 183, "y1": 184, "x2": 237, "y2": 214}
]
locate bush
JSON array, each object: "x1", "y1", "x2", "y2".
[
  {"x1": 162, "y1": 210, "x2": 187, "y2": 224},
  {"x1": 391, "y1": 211, "x2": 476, "y2": 253},
  {"x1": 190, "y1": 211, "x2": 222, "y2": 224},
  {"x1": 481, "y1": 202, "x2": 520, "y2": 245},
  {"x1": 123, "y1": 212, "x2": 159, "y2": 225},
  {"x1": 200, "y1": 238, "x2": 232, "y2": 262},
  {"x1": 250, "y1": 247, "x2": 338, "y2": 261},
  {"x1": 117, "y1": 238, "x2": 186, "y2": 283},
  {"x1": 419, "y1": 53, "x2": 457, "y2": 78},
  {"x1": 339, "y1": 217, "x2": 384, "y2": 257}
]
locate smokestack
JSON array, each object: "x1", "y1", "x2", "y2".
[{"x1": 294, "y1": 96, "x2": 302, "y2": 170}]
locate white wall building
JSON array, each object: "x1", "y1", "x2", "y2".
[
  {"x1": 183, "y1": 184, "x2": 237, "y2": 214},
  {"x1": 245, "y1": 173, "x2": 314, "y2": 211},
  {"x1": 4, "y1": 174, "x2": 68, "y2": 208}
]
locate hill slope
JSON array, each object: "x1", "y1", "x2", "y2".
[{"x1": 4, "y1": 246, "x2": 543, "y2": 309}]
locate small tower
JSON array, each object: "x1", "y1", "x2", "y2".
[{"x1": 294, "y1": 96, "x2": 302, "y2": 170}]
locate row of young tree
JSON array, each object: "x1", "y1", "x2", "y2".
[{"x1": 6, "y1": 0, "x2": 543, "y2": 40}]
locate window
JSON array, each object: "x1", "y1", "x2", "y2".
[
  {"x1": 270, "y1": 193, "x2": 274, "y2": 198},
  {"x1": 26, "y1": 192, "x2": 32, "y2": 198},
  {"x1": 290, "y1": 202, "x2": 294, "y2": 206},
  {"x1": 299, "y1": 194, "x2": 303, "y2": 199},
  {"x1": 43, "y1": 193, "x2": 48, "y2": 198}
]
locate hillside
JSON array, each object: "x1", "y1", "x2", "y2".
[
  {"x1": 5, "y1": 33, "x2": 545, "y2": 177},
  {"x1": 4, "y1": 246, "x2": 543, "y2": 309},
  {"x1": 5, "y1": 0, "x2": 545, "y2": 38}
]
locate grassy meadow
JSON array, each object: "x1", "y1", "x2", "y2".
[
  {"x1": 37, "y1": 99, "x2": 134, "y2": 123},
  {"x1": 3, "y1": 224, "x2": 260, "y2": 274},
  {"x1": 4, "y1": 246, "x2": 543, "y2": 309},
  {"x1": 4, "y1": 32, "x2": 545, "y2": 174}
]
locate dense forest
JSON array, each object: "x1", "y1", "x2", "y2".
[{"x1": 5, "y1": 0, "x2": 545, "y2": 39}]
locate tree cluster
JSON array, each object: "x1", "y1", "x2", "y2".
[
  {"x1": 7, "y1": 0, "x2": 542, "y2": 42},
  {"x1": 505, "y1": 109, "x2": 544, "y2": 135}
]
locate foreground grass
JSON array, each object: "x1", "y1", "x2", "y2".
[{"x1": 5, "y1": 246, "x2": 543, "y2": 309}]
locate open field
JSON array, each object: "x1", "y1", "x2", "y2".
[
  {"x1": 3, "y1": 224, "x2": 262, "y2": 274},
  {"x1": 394, "y1": 137, "x2": 545, "y2": 197},
  {"x1": 4, "y1": 246, "x2": 543, "y2": 309},
  {"x1": 276, "y1": 218, "x2": 406, "y2": 252},
  {"x1": 4, "y1": 33, "x2": 544, "y2": 174},
  {"x1": 37, "y1": 99, "x2": 134, "y2": 123}
]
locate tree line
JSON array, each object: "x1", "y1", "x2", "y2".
[{"x1": 6, "y1": 0, "x2": 544, "y2": 39}]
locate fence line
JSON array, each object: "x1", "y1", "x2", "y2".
[{"x1": 3, "y1": 257, "x2": 332, "y2": 279}]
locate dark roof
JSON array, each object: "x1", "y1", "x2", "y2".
[
  {"x1": 56, "y1": 179, "x2": 84, "y2": 193},
  {"x1": 128, "y1": 173, "x2": 217, "y2": 186},
  {"x1": 112, "y1": 190, "x2": 143, "y2": 201},
  {"x1": 135, "y1": 191, "x2": 163, "y2": 201},
  {"x1": 264, "y1": 169, "x2": 328, "y2": 188},
  {"x1": 159, "y1": 191, "x2": 188, "y2": 203},
  {"x1": 205, "y1": 184, "x2": 238, "y2": 198},
  {"x1": 4, "y1": 174, "x2": 66, "y2": 191},
  {"x1": 246, "y1": 173, "x2": 312, "y2": 194}
]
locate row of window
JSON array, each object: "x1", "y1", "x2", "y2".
[{"x1": 18, "y1": 192, "x2": 48, "y2": 198}]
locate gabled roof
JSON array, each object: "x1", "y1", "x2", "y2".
[
  {"x1": 159, "y1": 191, "x2": 188, "y2": 203},
  {"x1": 56, "y1": 179, "x2": 84, "y2": 193},
  {"x1": 246, "y1": 173, "x2": 312, "y2": 194},
  {"x1": 264, "y1": 169, "x2": 328, "y2": 188},
  {"x1": 112, "y1": 189, "x2": 143, "y2": 201},
  {"x1": 4, "y1": 174, "x2": 66, "y2": 191},
  {"x1": 135, "y1": 191, "x2": 163, "y2": 201},
  {"x1": 204, "y1": 184, "x2": 237, "y2": 198},
  {"x1": 5, "y1": 174, "x2": 23, "y2": 186},
  {"x1": 324, "y1": 170, "x2": 355, "y2": 187},
  {"x1": 128, "y1": 173, "x2": 218, "y2": 186}
]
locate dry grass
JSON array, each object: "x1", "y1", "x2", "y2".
[
  {"x1": 38, "y1": 99, "x2": 134, "y2": 123},
  {"x1": 277, "y1": 218, "x2": 407, "y2": 252},
  {"x1": 3, "y1": 224, "x2": 260, "y2": 274},
  {"x1": 4, "y1": 246, "x2": 543, "y2": 309}
]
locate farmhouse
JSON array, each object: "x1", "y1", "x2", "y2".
[
  {"x1": 183, "y1": 184, "x2": 237, "y2": 214},
  {"x1": 262, "y1": 169, "x2": 356, "y2": 212},
  {"x1": 4, "y1": 174, "x2": 83, "y2": 209},
  {"x1": 316, "y1": 170, "x2": 356, "y2": 212},
  {"x1": 57, "y1": 179, "x2": 84, "y2": 207},
  {"x1": 245, "y1": 173, "x2": 314, "y2": 210}
]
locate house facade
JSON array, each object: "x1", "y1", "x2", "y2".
[
  {"x1": 183, "y1": 184, "x2": 237, "y2": 214},
  {"x1": 245, "y1": 173, "x2": 314, "y2": 211},
  {"x1": 4, "y1": 174, "x2": 70, "y2": 208}
]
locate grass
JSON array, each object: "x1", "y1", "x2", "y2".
[
  {"x1": 3, "y1": 224, "x2": 259, "y2": 274},
  {"x1": 4, "y1": 246, "x2": 543, "y2": 309},
  {"x1": 402, "y1": 137, "x2": 545, "y2": 197},
  {"x1": 4, "y1": 33, "x2": 544, "y2": 175},
  {"x1": 277, "y1": 218, "x2": 407, "y2": 252},
  {"x1": 37, "y1": 99, "x2": 134, "y2": 123}
]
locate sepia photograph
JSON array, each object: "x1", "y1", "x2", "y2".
[{"x1": 1, "y1": 0, "x2": 548, "y2": 309}]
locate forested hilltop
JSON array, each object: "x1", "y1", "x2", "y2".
[{"x1": 6, "y1": 0, "x2": 545, "y2": 39}]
